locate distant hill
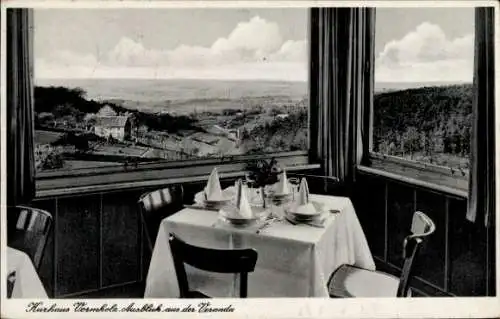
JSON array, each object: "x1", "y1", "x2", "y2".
[
  {"x1": 375, "y1": 81, "x2": 472, "y2": 93},
  {"x1": 373, "y1": 83, "x2": 473, "y2": 159},
  {"x1": 34, "y1": 86, "x2": 131, "y2": 115}
]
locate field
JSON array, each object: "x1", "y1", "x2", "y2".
[
  {"x1": 35, "y1": 130, "x2": 63, "y2": 145},
  {"x1": 92, "y1": 144, "x2": 149, "y2": 157}
]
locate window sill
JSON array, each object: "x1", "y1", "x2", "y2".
[
  {"x1": 358, "y1": 156, "x2": 468, "y2": 199},
  {"x1": 35, "y1": 153, "x2": 319, "y2": 198}
]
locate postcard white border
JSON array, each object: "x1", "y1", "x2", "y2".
[{"x1": 1, "y1": 1, "x2": 499, "y2": 318}]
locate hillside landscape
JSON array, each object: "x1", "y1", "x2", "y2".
[
  {"x1": 34, "y1": 83, "x2": 308, "y2": 172},
  {"x1": 33, "y1": 80, "x2": 472, "y2": 173},
  {"x1": 373, "y1": 84, "x2": 472, "y2": 170}
]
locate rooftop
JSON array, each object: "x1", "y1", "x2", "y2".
[{"x1": 95, "y1": 116, "x2": 129, "y2": 128}]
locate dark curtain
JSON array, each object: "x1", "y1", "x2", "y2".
[
  {"x1": 309, "y1": 7, "x2": 375, "y2": 189},
  {"x1": 7, "y1": 8, "x2": 36, "y2": 206},
  {"x1": 467, "y1": 7, "x2": 495, "y2": 228}
]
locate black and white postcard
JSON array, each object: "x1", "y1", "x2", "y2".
[{"x1": 1, "y1": 0, "x2": 499, "y2": 318}]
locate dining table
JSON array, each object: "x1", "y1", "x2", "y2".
[
  {"x1": 144, "y1": 190, "x2": 375, "y2": 298},
  {"x1": 7, "y1": 247, "x2": 48, "y2": 298}
]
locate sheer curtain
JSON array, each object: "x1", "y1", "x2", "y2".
[
  {"x1": 309, "y1": 8, "x2": 375, "y2": 191},
  {"x1": 7, "y1": 8, "x2": 36, "y2": 206},
  {"x1": 467, "y1": 7, "x2": 495, "y2": 228}
]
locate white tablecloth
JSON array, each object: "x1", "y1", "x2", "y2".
[
  {"x1": 7, "y1": 247, "x2": 48, "y2": 298},
  {"x1": 145, "y1": 194, "x2": 375, "y2": 298}
]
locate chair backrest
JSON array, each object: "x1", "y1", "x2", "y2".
[
  {"x1": 168, "y1": 233, "x2": 258, "y2": 298},
  {"x1": 7, "y1": 206, "x2": 53, "y2": 270},
  {"x1": 138, "y1": 185, "x2": 184, "y2": 252},
  {"x1": 397, "y1": 211, "x2": 436, "y2": 297}
]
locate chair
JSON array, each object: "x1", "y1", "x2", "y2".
[
  {"x1": 7, "y1": 206, "x2": 53, "y2": 270},
  {"x1": 327, "y1": 211, "x2": 435, "y2": 297},
  {"x1": 138, "y1": 185, "x2": 184, "y2": 252},
  {"x1": 168, "y1": 233, "x2": 258, "y2": 298}
]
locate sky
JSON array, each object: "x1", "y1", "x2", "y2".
[{"x1": 34, "y1": 7, "x2": 475, "y2": 82}]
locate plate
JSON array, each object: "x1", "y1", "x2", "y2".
[
  {"x1": 202, "y1": 199, "x2": 231, "y2": 210},
  {"x1": 271, "y1": 193, "x2": 292, "y2": 201},
  {"x1": 285, "y1": 201, "x2": 324, "y2": 220},
  {"x1": 285, "y1": 213, "x2": 326, "y2": 227},
  {"x1": 219, "y1": 208, "x2": 260, "y2": 227},
  {"x1": 195, "y1": 189, "x2": 233, "y2": 207},
  {"x1": 204, "y1": 198, "x2": 231, "y2": 205}
]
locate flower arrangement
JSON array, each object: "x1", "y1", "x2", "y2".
[{"x1": 245, "y1": 157, "x2": 282, "y2": 188}]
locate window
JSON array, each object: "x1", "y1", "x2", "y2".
[
  {"x1": 34, "y1": 9, "x2": 309, "y2": 175},
  {"x1": 373, "y1": 8, "x2": 474, "y2": 180}
]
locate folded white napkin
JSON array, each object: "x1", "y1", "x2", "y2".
[
  {"x1": 275, "y1": 170, "x2": 290, "y2": 195},
  {"x1": 205, "y1": 167, "x2": 223, "y2": 201},
  {"x1": 294, "y1": 178, "x2": 316, "y2": 215},
  {"x1": 228, "y1": 179, "x2": 253, "y2": 219},
  {"x1": 297, "y1": 177, "x2": 310, "y2": 205}
]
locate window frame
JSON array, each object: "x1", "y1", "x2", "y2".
[
  {"x1": 363, "y1": 7, "x2": 472, "y2": 198},
  {"x1": 34, "y1": 10, "x2": 316, "y2": 197}
]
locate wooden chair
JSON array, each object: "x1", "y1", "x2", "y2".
[
  {"x1": 7, "y1": 206, "x2": 53, "y2": 271},
  {"x1": 328, "y1": 211, "x2": 435, "y2": 297},
  {"x1": 138, "y1": 185, "x2": 184, "y2": 252},
  {"x1": 168, "y1": 233, "x2": 258, "y2": 298}
]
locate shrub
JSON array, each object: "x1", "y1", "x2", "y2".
[{"x1": 38, "y1": 146, "x2": 64, "y2": 170}]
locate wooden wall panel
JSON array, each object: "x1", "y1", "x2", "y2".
[
  {"x1": 386, "y1": 182, "x2": 414, "y2": 268},
  {"x1": 101, "y1": 190, "x2": 142, "y2": 287},
  {"x1": 448, "y1": 198, "x2": 487, "y2": 296},
  {"x1": 414, "y1": 190, "x2": 447, "y2": 289},
  {"x1": 56, "y1": 194, "x2": 100, "y2": 296},
  {"x1": 352, "y1": 174, "x2": 386, "y2": 259},
  {"x1": 354, "y1": 171, "x2": 492, "y2": 297}
]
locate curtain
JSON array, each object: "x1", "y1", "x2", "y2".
[
  {"x1": 310, "y1": 7, "x2": 375, "y2": 188},
  {"x1": 466, "y1": 7, "x2": 495, "y2": 228},
  {"x1": 7, "y1": 8, "x2": 36, "y2": 206}
]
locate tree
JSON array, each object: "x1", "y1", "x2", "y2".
[{"x1": 53, "y1": 103, "x2": 76, "y2": 118}]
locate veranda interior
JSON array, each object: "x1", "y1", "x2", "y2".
[{"x1": 5, "y1": 6, "x2": 496, "y2": 298}]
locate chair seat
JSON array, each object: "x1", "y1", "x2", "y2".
[{"x1": 328, "y1": 264, "x2": 411, "y2": 297}]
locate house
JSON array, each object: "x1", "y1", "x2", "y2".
[
  {"x1": 94, "y1": 116, "x2": 133, "y2": 141},
  {"x1": 93, "y1": 105, "x2": 135, "y2": 141}
]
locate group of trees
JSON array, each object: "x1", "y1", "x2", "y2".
[
  {"x1": 36, "y1": 86, "x2": 202, "y2": 136},
  {"x1": 134, "y1": 112, "x2": 200, "y2": 134},
  {"x1": 35, "y1": 86, "x2": 131, "y2": 115},
  {"x1": 240, "y1": 106, "x2": 308, "y2": 153},
  {"x1": 373, "y1": 84, "x2": 473, "y2": 166}
]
